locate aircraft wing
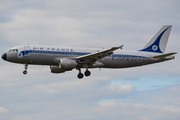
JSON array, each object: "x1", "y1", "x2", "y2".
[
  {"x1": 76, "y1": 45, "x2": 123, "y2": 65},
  {"x1": 152, "y1": 52, "x2": 177, "y2": 60}
]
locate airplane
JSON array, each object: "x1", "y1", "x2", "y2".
[{"x1": 1, "y1": 25, "x2": 177, "y2": 79}]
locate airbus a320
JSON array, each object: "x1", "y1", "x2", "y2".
[{"x1": 2, "y1": 25, "x2": 177, "y2": 79}]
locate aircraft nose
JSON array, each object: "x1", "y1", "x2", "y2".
[{"x1": 2, "y1": 53, "x2": 7, "y2": 60}]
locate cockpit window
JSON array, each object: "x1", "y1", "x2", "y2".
[
  {"x1": 9, "y1": 49, "x2": 18, "y2": 52},
  {"x1": 8, "y1": 49, "x2": 12, "y2": 52}
]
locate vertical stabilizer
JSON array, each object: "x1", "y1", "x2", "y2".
[{"x1": 140, "y1": 25, "x2": 172, "y2": 53}]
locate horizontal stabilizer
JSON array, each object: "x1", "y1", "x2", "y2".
[{"x1": 152, "y1": 52, "x2": 177, "y2": 60}]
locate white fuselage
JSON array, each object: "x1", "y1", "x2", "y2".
[{"x1": 5, "y1": 45, "x2": 173, "y2": 69}]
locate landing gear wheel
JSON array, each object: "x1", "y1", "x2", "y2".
[
  {"x1": 23, "y1": 64, "x2": 28, "y2": 75},
  {"x1": 84, "y1": 70, "x2": 91, "y2": 77},
  {"x1": 78, "y1": 73, "x2": 84, "y2": 79},
  {"x1": 23, "y1": 70, "x2": 27, "y2": 75}
]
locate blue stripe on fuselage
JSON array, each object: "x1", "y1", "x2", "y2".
[{"x1": 20, "y1": 50, "x2": 147, "y2": 58}]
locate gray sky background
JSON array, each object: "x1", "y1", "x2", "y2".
[{"x1": 0, "y1": 0, "x2": 180, "y2": 120}]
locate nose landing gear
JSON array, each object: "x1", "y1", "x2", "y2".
[{"x1": 23, "y1": 64, "x2": 28, "y2": 75}]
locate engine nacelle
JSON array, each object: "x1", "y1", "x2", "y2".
[
  {"x1": 59, "y1": 58, "x2": 77, "y2": 70},
  {"x1": 50, "y1": 66, "x2": 65, "y2": 73}
]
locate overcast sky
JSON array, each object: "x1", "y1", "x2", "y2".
[{"x1": 0, "y1": 0, "x2": 180, "y2": 120}]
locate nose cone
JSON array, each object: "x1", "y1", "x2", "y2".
[{"x1": 2, "y1": 53, "x2": 7, "y2": 60}]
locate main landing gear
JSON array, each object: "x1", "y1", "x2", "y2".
[
  {"x1": 23, "y1": 64, "x2": 28, "y2": 75},
  {"x1": 77, "y1": 68, "x2": 91, "y2": 79}
]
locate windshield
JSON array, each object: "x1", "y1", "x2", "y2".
[{"x1": 9, "y1": 49, "x2": 18, "y2": 52}]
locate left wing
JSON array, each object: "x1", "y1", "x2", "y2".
[{"x1": 76, "y1": 45, "x2": 123, "y2": 65}]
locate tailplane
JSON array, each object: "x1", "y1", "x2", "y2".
[{"x1": 139, "y1": 25, "x2": 172, "y2": 53}]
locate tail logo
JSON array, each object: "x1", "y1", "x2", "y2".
[
  {"x1": 152, "y1": 45, "x2": 158, "y2": 51},
  {"x1": 139, "y1": 25, "x2": 172, "y2": 53}
]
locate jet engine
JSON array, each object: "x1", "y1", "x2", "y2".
[
  {"x1": 50, "y1": 58, "x2": 77, "y2": 73},
  {"x1": 59, "y1": 58, "x2": 77, "y2": 70},
  {"x1": 50, "y1": 66, "x2": 66, "y2": 73}
]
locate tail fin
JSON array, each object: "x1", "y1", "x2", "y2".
[{"x1": 139, "y1": 25, "x2": 172, "y2": 53}]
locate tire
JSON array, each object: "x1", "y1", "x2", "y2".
[
  {"x1": 23, "y1": 71, "x2": 27, "y2": 74},
  {"x1": 84, "y1": 70, "x2": 91, "y2": 76},
  {"x1": 78, "y1": 73, "x2": 84, "y2": 79}
]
